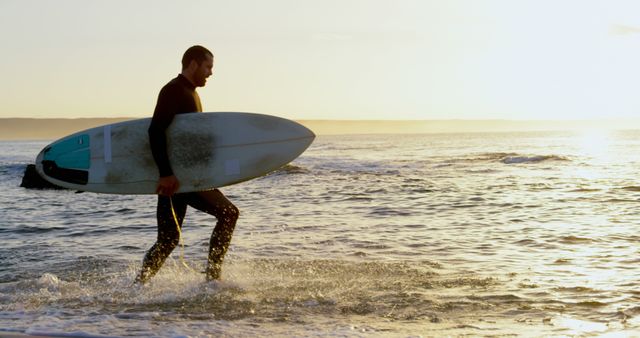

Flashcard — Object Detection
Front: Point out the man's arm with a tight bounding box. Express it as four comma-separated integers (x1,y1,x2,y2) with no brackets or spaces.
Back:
149,85,180,195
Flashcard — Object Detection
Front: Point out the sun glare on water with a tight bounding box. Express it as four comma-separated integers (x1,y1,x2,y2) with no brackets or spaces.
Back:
569,129,615,180
579,128,612,153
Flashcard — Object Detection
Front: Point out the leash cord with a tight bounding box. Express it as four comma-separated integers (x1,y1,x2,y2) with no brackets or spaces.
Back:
169,197,198,273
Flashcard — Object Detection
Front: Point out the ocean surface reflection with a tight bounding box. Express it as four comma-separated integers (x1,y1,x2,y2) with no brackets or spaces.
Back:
1,131,640,336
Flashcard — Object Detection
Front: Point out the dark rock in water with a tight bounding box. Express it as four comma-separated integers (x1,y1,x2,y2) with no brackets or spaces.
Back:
20,164,66,190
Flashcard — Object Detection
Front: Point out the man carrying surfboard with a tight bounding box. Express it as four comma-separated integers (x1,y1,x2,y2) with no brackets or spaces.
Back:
136,45,239,284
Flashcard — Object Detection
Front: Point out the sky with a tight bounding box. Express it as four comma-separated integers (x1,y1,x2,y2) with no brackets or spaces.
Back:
1,0,640,121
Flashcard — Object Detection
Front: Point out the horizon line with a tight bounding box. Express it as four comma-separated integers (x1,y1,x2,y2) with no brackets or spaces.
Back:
2,117,640,122
2,117,640,140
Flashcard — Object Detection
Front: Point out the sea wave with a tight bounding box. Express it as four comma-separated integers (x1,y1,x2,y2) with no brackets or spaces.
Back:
268,164,310,176
442,153,570,165
559,236,595,244
0,163,28,178
501,155,569,164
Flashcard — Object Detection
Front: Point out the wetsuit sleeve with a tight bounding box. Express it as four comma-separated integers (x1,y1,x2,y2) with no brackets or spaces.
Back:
148,85,178,177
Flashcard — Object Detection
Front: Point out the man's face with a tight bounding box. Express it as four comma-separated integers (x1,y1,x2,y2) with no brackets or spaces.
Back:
193,55,214,87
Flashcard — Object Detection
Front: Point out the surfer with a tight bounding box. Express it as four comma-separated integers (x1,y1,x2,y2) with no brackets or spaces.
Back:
135,45,239,284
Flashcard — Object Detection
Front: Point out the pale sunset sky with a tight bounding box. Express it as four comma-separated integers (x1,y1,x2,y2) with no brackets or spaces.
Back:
1,0,640,121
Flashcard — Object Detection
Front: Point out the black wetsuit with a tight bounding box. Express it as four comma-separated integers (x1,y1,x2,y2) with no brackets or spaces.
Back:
148,74,202,176
138,74,239,283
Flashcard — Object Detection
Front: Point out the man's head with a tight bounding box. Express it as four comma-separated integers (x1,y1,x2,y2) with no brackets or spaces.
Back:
181,45,214,87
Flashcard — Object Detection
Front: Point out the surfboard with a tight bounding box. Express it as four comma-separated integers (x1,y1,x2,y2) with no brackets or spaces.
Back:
35,112,315,194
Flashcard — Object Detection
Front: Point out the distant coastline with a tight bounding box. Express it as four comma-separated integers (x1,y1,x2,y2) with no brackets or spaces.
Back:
1,117,640,140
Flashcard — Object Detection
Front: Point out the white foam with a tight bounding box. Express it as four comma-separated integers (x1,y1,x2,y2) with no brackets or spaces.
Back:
37,273,60,289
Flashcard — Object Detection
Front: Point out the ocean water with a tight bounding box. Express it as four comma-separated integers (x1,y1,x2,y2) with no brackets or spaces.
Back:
1,130,640,337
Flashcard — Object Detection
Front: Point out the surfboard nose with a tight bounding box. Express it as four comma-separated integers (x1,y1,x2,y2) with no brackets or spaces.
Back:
294,120,315,139
289,120,315,152
300,122,316,138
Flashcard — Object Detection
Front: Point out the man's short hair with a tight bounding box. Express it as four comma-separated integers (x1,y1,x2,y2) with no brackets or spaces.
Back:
182,45,213,70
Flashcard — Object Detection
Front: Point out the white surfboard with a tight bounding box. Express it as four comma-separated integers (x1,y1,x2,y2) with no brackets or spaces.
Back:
35,112,315,194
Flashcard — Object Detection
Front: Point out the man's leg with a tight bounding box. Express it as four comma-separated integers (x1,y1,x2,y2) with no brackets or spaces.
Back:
136,195,188,284
184,189,239,281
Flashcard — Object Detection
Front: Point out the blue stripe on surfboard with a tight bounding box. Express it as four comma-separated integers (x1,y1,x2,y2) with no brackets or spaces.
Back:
43,134,91,169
